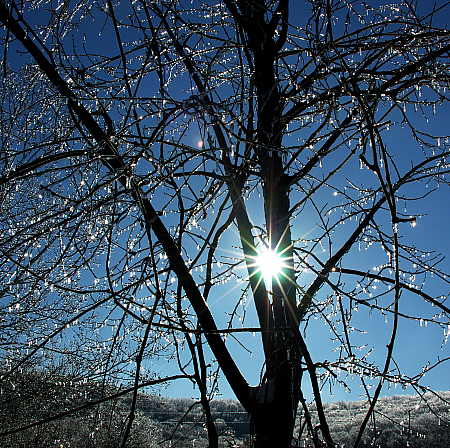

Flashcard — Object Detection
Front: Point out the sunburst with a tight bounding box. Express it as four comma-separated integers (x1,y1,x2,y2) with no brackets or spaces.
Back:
253,246,288,289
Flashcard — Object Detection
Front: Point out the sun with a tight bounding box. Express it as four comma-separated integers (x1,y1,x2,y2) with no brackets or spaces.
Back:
254,247,285,288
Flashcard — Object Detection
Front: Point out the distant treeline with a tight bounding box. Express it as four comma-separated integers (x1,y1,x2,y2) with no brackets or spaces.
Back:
1,370,449,447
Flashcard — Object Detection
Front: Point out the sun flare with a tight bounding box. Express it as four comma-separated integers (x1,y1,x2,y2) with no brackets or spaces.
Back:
255,247,285,287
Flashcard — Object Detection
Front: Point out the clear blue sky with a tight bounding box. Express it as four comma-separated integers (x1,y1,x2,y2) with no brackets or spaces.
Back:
3,0,449,406
155,0,450,403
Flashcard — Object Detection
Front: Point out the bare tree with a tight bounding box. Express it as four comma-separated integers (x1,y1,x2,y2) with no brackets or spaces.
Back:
1,0,449,446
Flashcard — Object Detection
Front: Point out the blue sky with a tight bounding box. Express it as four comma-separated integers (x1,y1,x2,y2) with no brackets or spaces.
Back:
2,0,449,407
156,1,450,403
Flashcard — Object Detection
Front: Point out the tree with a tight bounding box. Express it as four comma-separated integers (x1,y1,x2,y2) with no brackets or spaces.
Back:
0,368,165,447
0,0,449,446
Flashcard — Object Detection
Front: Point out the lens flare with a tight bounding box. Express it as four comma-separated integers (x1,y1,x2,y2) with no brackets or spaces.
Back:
255,247,285,287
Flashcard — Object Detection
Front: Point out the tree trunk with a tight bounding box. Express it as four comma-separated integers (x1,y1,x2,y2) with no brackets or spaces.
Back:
250,357,301,447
